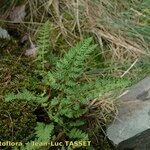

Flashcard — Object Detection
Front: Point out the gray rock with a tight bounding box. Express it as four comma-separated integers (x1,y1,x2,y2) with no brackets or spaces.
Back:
106,76,150,149
119,76,150,101
117,129,150,150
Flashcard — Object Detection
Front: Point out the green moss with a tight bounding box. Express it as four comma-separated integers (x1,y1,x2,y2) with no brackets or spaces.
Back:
0,39,39,147
0,100,36,143
0,39,44,97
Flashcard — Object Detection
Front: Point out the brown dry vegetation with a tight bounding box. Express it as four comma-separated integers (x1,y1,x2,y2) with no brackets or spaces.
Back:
1,0,149,60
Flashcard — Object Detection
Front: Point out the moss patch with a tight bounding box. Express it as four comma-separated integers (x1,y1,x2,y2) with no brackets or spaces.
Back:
0,100,36,143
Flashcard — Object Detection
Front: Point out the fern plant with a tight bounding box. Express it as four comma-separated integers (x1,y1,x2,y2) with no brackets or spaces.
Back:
5,22,123,150
36,21,51,71
35,21,57,74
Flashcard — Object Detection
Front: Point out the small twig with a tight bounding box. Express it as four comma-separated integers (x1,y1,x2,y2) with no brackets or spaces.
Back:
117,90,129,99
28,35,35,48
5,111,14,141
120,59,138,78
130,8,145,17
76,0,83,39
0,19,43,25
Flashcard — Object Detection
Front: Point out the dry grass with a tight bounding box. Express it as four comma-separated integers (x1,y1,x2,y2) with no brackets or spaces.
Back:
1,0,149,62
88,96,118,125
37,0,149,61
85,94,118,149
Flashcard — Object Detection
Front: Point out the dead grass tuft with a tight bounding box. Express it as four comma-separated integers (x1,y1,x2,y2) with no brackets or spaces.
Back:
87,93,118,126
1,0,149,61
41,0,150,61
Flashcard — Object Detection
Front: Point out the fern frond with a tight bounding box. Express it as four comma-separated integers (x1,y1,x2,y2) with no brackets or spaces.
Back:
57,98,86,118
72,109,87,118
43,71,58,88
59,107,74,118
36,21,52,70
35,122,54,142
5,89,48,104
67,128,88,140
48,111,63,124
69,120,86,127
98,77,131,93
56,37,96,81
46,38,97,90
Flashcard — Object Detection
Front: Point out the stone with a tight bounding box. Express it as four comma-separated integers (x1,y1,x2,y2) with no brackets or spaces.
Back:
117,129,150,150
106,76,150,150
120,76,150,102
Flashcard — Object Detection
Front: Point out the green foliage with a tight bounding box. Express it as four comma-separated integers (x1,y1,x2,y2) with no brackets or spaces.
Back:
97,77,132,93
4,22,131,150
44,37,97,90
36,21,51,71
35,122,54,142
5,89,48,104
69,120,86,127
36,20,57,74
67,128,88,140
16,122,54,150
